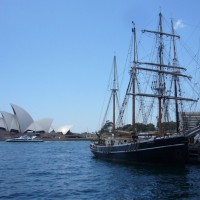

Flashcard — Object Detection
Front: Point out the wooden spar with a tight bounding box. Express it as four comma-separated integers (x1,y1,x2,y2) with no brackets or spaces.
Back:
134,67,191,78
142,29,180,38
128,92,197,102
136,61,186,70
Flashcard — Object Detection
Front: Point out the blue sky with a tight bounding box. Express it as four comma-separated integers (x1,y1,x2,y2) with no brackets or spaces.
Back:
0,0,200,133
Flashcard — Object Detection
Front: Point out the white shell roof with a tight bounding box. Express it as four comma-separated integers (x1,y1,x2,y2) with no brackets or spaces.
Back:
0,117,7,130
25,118,53,133
56,125,73,135
11,104,34,133
1,103,71,134
1,111,20,132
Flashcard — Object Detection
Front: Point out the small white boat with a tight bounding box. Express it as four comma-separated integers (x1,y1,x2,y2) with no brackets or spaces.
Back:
5,135,44,142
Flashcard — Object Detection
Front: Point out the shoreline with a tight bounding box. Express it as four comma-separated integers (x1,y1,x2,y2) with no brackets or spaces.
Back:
0,129,92,142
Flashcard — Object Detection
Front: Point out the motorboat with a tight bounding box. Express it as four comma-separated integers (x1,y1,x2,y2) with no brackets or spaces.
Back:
6,135,44,142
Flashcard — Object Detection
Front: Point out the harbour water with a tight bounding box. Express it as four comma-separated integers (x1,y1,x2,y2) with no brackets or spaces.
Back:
0,141,200,200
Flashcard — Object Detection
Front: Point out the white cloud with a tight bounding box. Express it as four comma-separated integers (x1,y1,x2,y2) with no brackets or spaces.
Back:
174,19,186,30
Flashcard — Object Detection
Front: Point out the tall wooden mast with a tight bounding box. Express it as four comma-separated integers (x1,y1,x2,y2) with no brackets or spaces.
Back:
101,55,119,133
132,23,136,134
158,12,164,136
112,55,117,132
171,19,180,133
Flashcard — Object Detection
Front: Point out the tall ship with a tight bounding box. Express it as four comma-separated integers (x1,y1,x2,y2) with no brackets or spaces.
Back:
90,12,200,164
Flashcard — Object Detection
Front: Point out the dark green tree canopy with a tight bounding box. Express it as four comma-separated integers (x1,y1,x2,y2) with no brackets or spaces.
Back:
100,120,113,133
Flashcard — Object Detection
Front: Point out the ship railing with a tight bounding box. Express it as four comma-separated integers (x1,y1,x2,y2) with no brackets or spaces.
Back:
185,125,200,138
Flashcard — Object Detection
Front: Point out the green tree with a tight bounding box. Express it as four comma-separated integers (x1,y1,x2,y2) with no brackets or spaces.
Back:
100,120,113,133
122,124,132,131
146,123,155,131
157,121,176,132
121,123,155,132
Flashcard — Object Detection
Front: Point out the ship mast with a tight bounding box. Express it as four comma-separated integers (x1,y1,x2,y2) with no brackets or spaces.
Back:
101,55,119,133
144,12,165,136
142,12,185,136
112,55,117,132
132,23,136,134
158,12,164,136
171,19,179,133
118,13,197,134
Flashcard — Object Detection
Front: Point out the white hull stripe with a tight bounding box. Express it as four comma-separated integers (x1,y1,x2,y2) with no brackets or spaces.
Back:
93,143,185,154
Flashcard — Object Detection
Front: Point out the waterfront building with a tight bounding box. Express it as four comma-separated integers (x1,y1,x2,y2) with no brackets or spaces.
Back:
0,104,72,134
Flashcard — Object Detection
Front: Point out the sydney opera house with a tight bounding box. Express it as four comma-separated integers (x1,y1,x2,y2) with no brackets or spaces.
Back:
0,104,72,135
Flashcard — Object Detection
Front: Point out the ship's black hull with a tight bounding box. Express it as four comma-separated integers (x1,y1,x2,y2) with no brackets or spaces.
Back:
90,136,188,165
